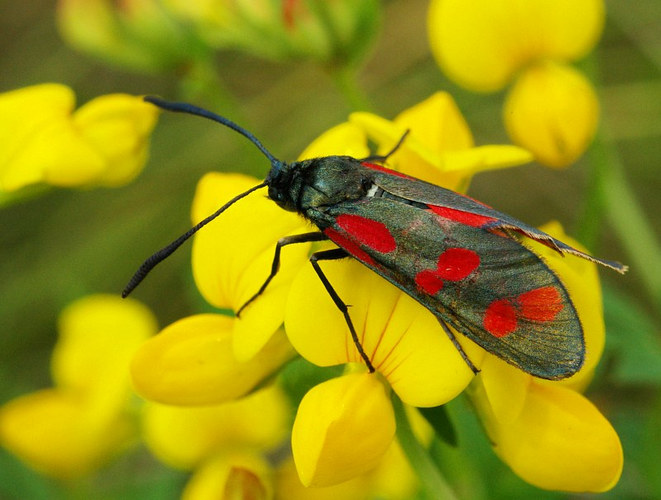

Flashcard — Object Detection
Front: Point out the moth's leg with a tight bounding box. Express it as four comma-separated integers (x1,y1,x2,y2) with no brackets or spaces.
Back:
310,248,375,373
438,318,480,375
237,232,328,317
360,130,410,163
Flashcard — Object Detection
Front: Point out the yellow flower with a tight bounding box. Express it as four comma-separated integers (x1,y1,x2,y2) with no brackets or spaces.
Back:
428,0,605,167
349,92,532,191
0,295,157,479
141,385,289,499
468,223,622,492
0,84,158,193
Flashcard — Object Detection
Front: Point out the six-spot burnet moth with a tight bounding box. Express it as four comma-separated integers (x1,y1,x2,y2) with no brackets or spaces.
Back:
123,96,627,380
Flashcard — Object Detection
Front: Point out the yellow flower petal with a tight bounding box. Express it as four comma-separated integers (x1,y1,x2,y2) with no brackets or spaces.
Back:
504,62,599,168
182,452,272,500
72,93,158,185
131,314,294,405
292,373,395,487
191,172,310,360
428,0,605,91
521,222,605,389
394,92,474,151
52,295,156,411
0,389,134,480
298,122,370,160
142,386,289,469
490,382,622,492
286,258,480,407
0,83,96,190
0,84,157,191
478,355,531,424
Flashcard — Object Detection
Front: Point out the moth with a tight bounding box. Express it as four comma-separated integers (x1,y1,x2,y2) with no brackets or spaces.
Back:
124,97,627,380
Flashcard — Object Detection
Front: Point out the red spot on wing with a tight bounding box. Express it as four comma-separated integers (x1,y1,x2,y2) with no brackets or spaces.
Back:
414,247,479,295
483,286,564,338
361,162,414,179
324,228,375,266
484,299,518,338
336,214,396,253
517,286,563,322
415,270,444,295
428,205,497,228
436,248,480,281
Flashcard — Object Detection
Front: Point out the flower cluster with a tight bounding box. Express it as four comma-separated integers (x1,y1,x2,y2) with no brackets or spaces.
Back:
429,0,604,168
1,1,626,497
129,93,622,494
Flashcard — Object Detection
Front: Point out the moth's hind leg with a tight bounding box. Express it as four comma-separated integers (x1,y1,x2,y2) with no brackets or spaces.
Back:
309,248,375,373
438,319,480,375
237,231,327,317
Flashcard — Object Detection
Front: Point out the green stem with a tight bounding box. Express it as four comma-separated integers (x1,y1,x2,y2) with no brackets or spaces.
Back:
331,65,372,112
598,135,661,308
392,395,458,500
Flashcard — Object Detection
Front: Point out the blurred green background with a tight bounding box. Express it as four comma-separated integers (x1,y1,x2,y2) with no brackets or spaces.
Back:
0,0,660,498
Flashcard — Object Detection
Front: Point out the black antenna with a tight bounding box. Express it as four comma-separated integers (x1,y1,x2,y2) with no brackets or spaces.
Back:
144,96,280,164
123,182,267,297
123,96,281,297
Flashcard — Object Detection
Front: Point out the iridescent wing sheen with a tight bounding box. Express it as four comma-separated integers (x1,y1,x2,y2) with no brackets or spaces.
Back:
317,183,586,379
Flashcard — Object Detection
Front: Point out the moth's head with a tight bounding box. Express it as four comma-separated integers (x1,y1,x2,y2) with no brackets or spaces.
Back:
266,156,371,213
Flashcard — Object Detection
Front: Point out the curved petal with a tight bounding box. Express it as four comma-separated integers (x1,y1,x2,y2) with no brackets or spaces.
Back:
0,83,101,191
298,121,370,160
489,382,622,492
0,389,134,480
72,93,158,185
131,314,294,405
291,373,395,487
478,355,531,425
504,62,599,168
191,172,310,359
286,258,479,407
428,0,605,92
142,385,290,470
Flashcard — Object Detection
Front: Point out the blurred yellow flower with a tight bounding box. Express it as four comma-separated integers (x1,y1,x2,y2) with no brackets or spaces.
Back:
428,0,605,167
164,0,381,67
0,295,157,479
0,84,158,193
57,0,200,73
142,385,289,499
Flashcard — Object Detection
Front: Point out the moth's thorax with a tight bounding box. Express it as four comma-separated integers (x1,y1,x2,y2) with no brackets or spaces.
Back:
267,156,372,214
